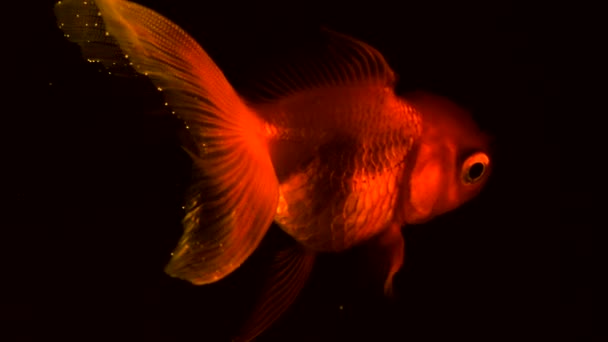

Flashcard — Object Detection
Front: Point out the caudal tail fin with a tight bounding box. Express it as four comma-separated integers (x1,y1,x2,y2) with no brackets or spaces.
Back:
55,0,279,284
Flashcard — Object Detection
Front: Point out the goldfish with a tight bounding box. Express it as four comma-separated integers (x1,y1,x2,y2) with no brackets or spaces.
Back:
55,0,492,340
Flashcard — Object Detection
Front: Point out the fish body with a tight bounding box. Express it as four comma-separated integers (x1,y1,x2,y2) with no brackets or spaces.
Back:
55,0,492,340
259,84,420,252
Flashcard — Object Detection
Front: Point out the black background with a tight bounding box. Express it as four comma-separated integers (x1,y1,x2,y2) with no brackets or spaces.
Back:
7,0,591,341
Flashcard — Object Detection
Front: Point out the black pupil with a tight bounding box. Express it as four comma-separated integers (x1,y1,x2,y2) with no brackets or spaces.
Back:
468,162,484,180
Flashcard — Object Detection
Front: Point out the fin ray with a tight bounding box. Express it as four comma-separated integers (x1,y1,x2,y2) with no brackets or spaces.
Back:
234,245,315,342
378,224,405,297
55,0,279,284
359,223,405,297
247,28,396,101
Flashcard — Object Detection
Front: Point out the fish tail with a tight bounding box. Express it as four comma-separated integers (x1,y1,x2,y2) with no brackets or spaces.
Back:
55,0,279,284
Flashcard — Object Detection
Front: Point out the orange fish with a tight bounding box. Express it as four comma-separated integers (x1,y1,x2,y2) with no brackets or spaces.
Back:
55,0,492,340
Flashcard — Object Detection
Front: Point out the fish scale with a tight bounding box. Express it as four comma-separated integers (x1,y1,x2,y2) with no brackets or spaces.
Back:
263,85,419,252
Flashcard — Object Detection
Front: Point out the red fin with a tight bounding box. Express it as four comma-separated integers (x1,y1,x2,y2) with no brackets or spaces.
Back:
233,245,315,342
250,28,396,101
362,223,405,297
56,0,279,284
381,224,405,297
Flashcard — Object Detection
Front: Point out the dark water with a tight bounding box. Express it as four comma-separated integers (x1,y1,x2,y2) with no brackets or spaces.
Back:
7,0,590,341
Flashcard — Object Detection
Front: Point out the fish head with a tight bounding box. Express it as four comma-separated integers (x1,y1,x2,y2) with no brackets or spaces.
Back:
402,91,492,224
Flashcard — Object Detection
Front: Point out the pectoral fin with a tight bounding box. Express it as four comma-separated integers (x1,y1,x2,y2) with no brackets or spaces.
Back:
363,223,405,298
381,224,405,297
233,245,315,342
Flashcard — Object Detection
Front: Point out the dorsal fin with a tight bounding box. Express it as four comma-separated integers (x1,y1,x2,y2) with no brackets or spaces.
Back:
247,28,397,102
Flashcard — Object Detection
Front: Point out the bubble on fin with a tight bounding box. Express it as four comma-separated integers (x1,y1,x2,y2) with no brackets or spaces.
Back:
54,0,140,77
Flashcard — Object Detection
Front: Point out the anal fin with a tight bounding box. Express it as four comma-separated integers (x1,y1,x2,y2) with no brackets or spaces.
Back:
233,245,316,342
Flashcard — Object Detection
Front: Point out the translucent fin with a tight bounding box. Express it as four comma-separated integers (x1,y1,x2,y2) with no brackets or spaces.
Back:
233,245,315,342
54,0,135,76
55,0,279,284
250,28,396,101
363,223,405,297
380,224,405,297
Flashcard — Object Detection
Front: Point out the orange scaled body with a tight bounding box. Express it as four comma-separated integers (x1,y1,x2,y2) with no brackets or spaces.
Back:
55,0,492,340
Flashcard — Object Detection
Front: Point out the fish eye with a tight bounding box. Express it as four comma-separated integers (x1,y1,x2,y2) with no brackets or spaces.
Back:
461,152,490,185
